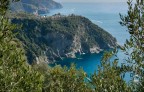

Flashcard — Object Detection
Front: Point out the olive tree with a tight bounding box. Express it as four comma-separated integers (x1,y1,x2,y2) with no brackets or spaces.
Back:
119,0,144,91
90,0,144,91
0,0,43,91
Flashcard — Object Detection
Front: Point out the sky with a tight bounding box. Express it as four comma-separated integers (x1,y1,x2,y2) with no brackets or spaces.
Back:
55,0,127,3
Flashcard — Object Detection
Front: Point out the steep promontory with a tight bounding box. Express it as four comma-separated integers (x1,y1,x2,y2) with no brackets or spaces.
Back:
10,0,62,14
12,14,117,63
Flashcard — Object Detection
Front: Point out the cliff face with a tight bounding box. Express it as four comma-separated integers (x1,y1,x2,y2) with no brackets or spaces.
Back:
10,0,62,14
12,14,117,63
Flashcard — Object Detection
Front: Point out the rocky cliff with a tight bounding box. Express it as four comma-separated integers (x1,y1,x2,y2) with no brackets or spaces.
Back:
12,14,117,64
10,0,62,14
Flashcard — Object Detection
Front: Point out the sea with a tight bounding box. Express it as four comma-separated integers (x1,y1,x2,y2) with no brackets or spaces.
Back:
47,2,131,80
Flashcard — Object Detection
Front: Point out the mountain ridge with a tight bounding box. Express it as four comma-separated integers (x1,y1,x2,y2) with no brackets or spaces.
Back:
10,0,62,14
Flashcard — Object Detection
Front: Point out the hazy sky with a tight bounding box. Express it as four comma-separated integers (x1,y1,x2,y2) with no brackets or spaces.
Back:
55,0,127,3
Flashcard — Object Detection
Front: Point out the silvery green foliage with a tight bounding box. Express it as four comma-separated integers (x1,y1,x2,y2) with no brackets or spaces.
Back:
120,0,144,91
0,0,43,91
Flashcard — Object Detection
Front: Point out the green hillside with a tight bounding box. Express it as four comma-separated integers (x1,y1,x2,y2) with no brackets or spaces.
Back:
12,13,117,63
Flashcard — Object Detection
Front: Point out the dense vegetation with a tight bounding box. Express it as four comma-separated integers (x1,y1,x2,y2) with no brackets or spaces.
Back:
11,14,117,63
0,0,144,91
0,0,43,91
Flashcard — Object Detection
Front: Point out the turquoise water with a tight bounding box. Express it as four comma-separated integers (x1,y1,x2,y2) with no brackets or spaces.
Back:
49,2,130,78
